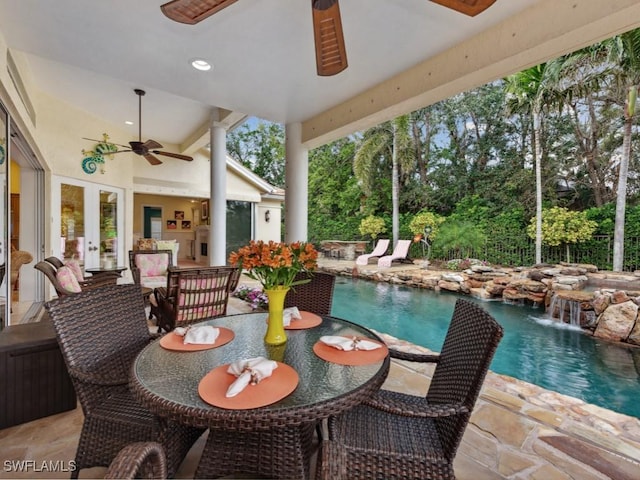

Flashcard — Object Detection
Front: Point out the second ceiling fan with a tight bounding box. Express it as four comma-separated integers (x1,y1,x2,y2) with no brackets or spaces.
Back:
160,0,497,76
107,89,193,165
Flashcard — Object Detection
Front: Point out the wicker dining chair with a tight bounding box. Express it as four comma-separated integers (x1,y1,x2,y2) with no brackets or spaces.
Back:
45,283,203,478
34,260,117,296
317,299,504,480
153,265,240,332
104,442,167,479
284,271,336,315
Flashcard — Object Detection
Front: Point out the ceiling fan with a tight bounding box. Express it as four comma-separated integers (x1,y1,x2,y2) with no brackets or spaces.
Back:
85,89,193,166
160,0,497,76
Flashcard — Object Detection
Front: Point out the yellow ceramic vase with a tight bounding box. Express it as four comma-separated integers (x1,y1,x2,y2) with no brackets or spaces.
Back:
264,286,290,345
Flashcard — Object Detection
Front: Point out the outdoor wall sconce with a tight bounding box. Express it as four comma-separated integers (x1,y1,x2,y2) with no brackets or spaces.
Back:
265,210,271,223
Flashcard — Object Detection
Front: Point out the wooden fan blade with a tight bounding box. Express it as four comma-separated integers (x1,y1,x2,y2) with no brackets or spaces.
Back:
312,0,348,76
152,150,194,161
429,0,496,17
143,139,163,150
143,154,163,166
161,0,238,25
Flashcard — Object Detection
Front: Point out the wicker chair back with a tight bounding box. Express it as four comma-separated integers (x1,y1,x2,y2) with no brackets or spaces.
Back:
319,298,504,480
154,266,240,331
45,284,202,478
427,298,505,456
283,271,336,316
44,256,65,268
35,260,117,296
128,249,173,286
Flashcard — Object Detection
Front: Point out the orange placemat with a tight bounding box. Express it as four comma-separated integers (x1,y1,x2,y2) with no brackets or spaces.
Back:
286,310,322,330
313,337,389,366
159,327,234,352
264,310,322,330
198,362,299,409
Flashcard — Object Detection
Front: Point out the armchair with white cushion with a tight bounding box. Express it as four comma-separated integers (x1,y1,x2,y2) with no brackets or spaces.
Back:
128,249,174,290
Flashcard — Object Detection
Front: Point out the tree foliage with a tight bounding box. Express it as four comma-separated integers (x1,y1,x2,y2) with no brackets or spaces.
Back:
432,220,487,259
527,206,598,262
227,121,285,187
358,215,387,239
227,29,640,270
408,211,445,239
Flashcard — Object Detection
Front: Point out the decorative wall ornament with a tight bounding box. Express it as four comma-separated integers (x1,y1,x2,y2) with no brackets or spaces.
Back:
81,133,118,174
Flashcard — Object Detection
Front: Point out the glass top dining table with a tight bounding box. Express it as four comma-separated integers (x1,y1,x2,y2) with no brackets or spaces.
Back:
130,311,390,479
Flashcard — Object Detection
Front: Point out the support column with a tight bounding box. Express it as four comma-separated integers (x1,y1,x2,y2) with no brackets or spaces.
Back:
284,123,308,242
209,109,227,265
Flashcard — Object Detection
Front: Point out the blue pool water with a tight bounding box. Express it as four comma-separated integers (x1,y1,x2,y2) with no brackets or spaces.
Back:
331,277,640,418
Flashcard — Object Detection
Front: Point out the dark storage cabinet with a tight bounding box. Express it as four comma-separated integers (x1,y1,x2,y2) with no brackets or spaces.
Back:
0,321,76,429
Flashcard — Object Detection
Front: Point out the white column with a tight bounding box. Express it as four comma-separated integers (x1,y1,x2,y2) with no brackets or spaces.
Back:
284,122,308,242
210,109,227,265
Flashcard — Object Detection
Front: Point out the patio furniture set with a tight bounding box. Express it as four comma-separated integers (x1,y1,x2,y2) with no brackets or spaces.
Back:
33,246,503,479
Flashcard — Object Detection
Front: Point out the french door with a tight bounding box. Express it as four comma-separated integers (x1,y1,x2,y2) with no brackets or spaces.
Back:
52,177,124,269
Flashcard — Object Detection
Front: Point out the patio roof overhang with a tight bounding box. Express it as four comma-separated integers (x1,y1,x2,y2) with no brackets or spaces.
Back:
301,0,640,149
1,0,639,153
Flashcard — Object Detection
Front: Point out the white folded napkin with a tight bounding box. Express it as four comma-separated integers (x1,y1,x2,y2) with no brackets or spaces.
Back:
174,325,220,345
226,356,278,398
319,335,382,351
283,307,302,327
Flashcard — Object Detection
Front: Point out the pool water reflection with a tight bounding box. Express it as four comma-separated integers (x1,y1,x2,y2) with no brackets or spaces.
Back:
331,278,640,418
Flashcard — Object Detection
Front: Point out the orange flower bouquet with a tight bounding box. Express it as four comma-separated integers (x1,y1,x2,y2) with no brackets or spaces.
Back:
228,240,318,290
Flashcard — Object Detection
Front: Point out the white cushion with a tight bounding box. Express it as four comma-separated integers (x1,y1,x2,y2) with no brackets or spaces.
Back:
156,240,179,266
141,276,168,289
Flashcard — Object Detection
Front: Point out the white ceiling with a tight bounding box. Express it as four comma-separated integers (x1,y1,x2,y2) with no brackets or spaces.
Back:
0,0,589,148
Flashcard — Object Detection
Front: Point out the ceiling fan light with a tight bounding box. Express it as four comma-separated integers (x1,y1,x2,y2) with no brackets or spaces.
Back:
191,58,212,71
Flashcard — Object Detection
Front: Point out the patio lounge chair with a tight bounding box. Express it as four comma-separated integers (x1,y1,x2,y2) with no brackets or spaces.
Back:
45,284,203,478
377,239,412,268
356,239,390,265
317,299,504,480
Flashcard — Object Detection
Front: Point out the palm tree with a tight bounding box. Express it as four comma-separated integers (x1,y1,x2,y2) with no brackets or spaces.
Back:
600,30,640,271
353,115,412,245
504,63,561,265
544,29,640,271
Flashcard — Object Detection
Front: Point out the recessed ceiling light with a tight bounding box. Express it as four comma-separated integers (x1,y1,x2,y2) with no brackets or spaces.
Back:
125,120,134,125
190,58,212,71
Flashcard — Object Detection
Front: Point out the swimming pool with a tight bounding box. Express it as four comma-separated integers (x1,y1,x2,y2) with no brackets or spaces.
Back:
331,277,640,418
